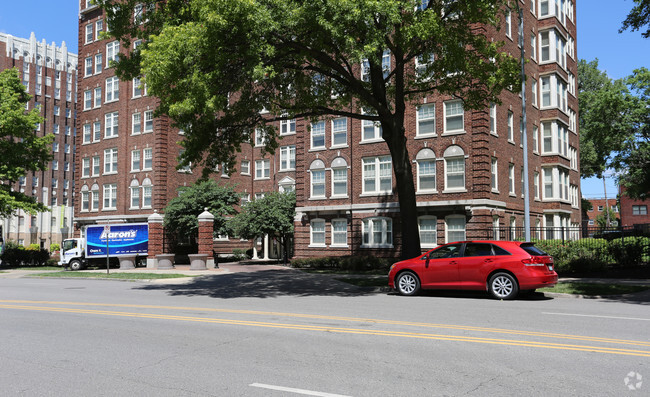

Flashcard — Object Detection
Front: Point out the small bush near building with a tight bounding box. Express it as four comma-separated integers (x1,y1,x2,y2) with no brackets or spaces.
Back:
1,241,50,267
291,256,394,273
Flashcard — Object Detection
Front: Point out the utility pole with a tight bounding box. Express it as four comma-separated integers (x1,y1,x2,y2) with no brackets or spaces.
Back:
519,6,531,242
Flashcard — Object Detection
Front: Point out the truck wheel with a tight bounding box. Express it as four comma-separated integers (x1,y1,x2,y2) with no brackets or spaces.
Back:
69,260,83,271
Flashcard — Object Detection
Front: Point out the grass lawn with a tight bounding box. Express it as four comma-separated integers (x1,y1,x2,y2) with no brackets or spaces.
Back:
28,272,193,280
539,282,649,296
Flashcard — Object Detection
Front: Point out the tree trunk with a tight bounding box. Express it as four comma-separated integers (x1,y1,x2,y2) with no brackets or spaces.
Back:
384,118,422,260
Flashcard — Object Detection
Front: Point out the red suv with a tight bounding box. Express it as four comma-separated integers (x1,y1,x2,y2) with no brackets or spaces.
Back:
388,241,558,299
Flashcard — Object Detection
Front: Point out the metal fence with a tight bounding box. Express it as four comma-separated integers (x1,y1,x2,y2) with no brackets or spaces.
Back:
482,224,650,247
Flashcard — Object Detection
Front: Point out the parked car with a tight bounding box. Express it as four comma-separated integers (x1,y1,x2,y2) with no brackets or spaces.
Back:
388,240,558,299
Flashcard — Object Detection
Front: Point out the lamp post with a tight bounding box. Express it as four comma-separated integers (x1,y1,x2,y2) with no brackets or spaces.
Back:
518,6,531,242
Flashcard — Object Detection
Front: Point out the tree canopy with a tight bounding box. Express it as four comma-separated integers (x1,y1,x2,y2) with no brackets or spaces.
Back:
99,0,520,258
163,180,239,242
229,191,295,241
0,68,53,217
621,0,650,38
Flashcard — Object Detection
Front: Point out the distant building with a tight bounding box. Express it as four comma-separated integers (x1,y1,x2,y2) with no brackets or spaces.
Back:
583,198,619,227
619,186,650,227
0,32,77,249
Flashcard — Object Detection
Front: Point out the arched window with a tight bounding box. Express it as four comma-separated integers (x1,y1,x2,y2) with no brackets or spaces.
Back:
416,148,436,192
90,183,100,211
80,185,90,212
331,157,348,197
130,179,140,209
443,145,465,191
142,178,152,208
310,159,326,198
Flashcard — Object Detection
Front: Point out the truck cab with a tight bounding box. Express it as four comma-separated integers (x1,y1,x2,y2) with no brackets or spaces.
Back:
59,238,85,270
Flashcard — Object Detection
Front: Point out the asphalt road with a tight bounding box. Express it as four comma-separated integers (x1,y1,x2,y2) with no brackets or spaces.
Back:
0,268,648,396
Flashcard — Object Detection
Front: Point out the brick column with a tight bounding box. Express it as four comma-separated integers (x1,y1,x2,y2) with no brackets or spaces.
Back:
147,211,164,268
198,208,215,269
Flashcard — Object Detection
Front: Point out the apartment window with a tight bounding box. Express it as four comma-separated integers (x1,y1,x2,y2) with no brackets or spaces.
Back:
543,168,553,199
84,90,92,110
416,104,436,137
362,110,382,141
103,184,117,210
280,116,296,135
81,189,90,212
381,50,391,79
509,163,515,195
362,217,393,247
106,41,119,66
255,159,270,179
415,53,434,80
534,171,540,199
309,159,326,198
540,31,550,62
144,110,154,132
532,125,539,153
52,160,58,171
142,179,152,208
82,158,90,177
53,142,59,152
311,120,326,149
95,54,102,74
360,58,370,82
279,145,296,171
131,150,141,172
416,149,436,192
489,103,497,135
419,216,438,248
105,112,118,138
443,100,464,134
83,124,92,144
132,113,141,134
95,20,103,40
130,180,140,209
92,156,100,176
94,87,102,107
541,76,551,107
85,57,93,77
632,205,648,215
93,122,101,142
254,128,265,147
446,216,466,243
331,219,348,246
331,160,348,197
105,76,119,102
491,158,498,192
241,160,250,175
85,24,93,44
362,156,392,194
444,146,465,191
91,185,100,211
542,122,552,153
531,33,537,61
133,77,142,98
507,111,514,142
104,148,118,174
331,118,347,147
143,148,153,170
531,80,538,107
505,9,512,39
310,219,326,246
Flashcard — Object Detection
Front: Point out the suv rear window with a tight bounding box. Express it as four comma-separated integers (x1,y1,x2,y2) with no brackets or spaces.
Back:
520,243,548,256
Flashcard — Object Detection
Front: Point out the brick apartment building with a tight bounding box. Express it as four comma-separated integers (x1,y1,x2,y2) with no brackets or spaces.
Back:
77,1,581,260
1,32,77,249
619,186,650,227
583,198,619,227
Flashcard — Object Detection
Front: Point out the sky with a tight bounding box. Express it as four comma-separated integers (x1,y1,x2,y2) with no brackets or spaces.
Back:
1,0,648,199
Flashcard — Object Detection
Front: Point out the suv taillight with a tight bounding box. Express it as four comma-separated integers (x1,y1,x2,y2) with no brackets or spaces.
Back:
522,256,547,266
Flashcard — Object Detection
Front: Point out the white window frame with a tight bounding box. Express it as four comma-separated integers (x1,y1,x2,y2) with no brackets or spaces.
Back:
82,158,90,178
416,158,436,193
443,100,464,134
105,111,118,138
104,148,118,174
310,120,326,150
143,148,153,170
331,166,348,197
240,160,250,175
144,110,154,132
491,157,498,192
106,41,119,66
310,169,326,198
416,103,436,137
103,184,117,210
310,219,326,247
444,156,465,191
279,145,296,171
132,112,141,135
418,216,438,248
362,156,392,194
331,118,347,147
105,76,119,102
361,217,393,248
445,215,466,243
331,219,348,247
131,150,141,172
255,159,270,179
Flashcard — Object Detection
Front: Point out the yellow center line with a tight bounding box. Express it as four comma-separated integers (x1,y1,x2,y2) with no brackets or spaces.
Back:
1,299,648,348
1,303,649,358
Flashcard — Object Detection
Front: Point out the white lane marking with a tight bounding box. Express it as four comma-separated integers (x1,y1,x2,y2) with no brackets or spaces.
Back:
543,312,650,321
249,383,352,397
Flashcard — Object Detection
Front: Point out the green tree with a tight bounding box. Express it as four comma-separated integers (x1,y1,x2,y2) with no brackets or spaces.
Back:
99,0,520,259
621,0,650,38
577,59,637,180
229,192,295,263
163,180,239,244
595,207,619,229
0,68,53,217
616,67,650,199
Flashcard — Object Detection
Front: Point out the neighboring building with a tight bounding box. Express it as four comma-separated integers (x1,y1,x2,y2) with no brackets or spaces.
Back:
583,198,619,227
619,186,650,227
0,32,77,249
77,1,581,259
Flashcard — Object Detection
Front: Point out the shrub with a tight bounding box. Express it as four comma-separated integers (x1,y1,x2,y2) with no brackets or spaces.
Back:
26,243,40,251
50,243,60,252
232,248,248,261
607,237,646,267
1,241,50,267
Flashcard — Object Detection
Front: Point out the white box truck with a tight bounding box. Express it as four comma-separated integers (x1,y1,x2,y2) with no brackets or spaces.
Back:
59,223,149,270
